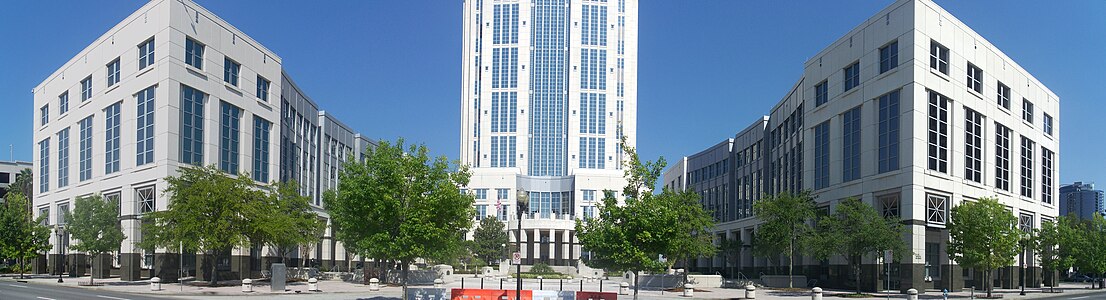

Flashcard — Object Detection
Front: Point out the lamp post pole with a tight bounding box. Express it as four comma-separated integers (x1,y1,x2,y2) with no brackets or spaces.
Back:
516,190,529,300
55,224,64,283
1020,238,1027,296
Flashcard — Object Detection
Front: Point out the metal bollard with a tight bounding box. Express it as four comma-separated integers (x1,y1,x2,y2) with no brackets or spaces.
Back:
907,288,918,300
560,279,563,291
462,277,465,289
600,279,604,292
811,287,822,300
538,276,544,290
580,279,585,291
500,278,504,290
308,278,319,292
242,278,254,293
150,277,161,291
481,277,485,289
434,279,444,288
745,285,756,299
369,278,380,291
619,282,629,295
683,284,694,297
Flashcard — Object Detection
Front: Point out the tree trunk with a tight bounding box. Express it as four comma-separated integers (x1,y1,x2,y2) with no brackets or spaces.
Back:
854,260,861,295
788,239,794,288
209,252,218,286
401,260,410,299
90,254,95,286
19,257,25,280
986,268,992,298
633,270,639,300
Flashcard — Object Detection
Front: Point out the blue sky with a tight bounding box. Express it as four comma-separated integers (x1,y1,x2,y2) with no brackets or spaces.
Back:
1,1,1103,184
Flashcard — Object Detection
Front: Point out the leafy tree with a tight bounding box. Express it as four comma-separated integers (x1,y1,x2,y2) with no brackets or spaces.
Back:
654,187,716,285
324,138,475,296
139,165,263,285
808,198,909,294
1070,213,1106,289
947,197,1020,298
1033,217,1075,292
470,217,508,266
247,181,325,266
751,191,816,288
12,168,33,203
64,194,126,285
0,192,51,280
718,238,744,281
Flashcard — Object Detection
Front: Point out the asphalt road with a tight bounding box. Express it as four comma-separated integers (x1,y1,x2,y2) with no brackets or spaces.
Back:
0,281,171,300
1036,290,1106,300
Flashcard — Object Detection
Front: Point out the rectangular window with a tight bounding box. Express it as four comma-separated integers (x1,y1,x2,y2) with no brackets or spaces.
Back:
499,204,510,221
224,57,240,86
180,85,205,165
57,128,69,188
583,190,596,201
843,61,860,92
926,194,948,225
107,58,121,87
1020,136,1035,198
59,92,69,115
1042,148,1054,204
252,117,272,183
138,37,155,69
814,121,830,189
997,82,1011,109
57,203,69,224
927,91,949,173
842,106,862,182
256,75,270,101
475,189,488,200
40,105,49,126
930,41,949,75
879,40,898,73
964,108,984,183
966,62,982,93
1023,99,1034,124
995,123,1012,191
39,207,49,225
39,138,50,193
219,101,242,174
878,90,900,173
104,101,121,174
137,185,156,214
815,80,828,107
185,38,204,69
476,205,487,220
879,193,901,219
1043,113,1053,136
81,76,93,101
79,116,94,181
136,86,155,166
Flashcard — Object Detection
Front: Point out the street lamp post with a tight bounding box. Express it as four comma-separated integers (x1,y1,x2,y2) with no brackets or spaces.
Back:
54,224,64,283
516,190,529,300
1020,238,1027,296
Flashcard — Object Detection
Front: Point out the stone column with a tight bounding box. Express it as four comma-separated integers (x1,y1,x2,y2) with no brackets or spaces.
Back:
120,253,142,281
562,229,571,266
91,253,112,279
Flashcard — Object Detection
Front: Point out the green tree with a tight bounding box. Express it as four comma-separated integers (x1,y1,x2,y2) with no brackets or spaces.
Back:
64,194,126,285
1070,213,1106,289
1033,217,1075,292
751,191,816,288
808,198,909,294
655,187,717,285
11,168,33,203
0,192,51,279
470,217,508,266
247,181,325,266
324,138,475,296
718,238,744,282
947,197,1020,298
139,165,263,285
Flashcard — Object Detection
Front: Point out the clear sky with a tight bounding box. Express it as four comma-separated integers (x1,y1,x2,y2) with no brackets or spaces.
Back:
1,1,1103,184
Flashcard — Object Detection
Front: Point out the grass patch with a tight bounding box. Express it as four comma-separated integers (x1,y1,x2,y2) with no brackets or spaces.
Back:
834,293,874,298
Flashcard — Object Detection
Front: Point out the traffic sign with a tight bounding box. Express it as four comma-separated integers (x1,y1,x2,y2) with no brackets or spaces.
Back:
512,252,522,265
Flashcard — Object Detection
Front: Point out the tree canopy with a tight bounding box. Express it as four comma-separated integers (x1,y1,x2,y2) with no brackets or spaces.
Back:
0,192,50,279
808,197,908,294
751,191,816,288
248,181,325,265
65,194,126,285
470,217,508,266
947,197,1020,298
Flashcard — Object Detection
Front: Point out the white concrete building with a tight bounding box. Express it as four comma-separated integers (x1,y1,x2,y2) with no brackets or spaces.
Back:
32,0,371,281
459,0,638,270
663,0,1058,292
0,160,33,200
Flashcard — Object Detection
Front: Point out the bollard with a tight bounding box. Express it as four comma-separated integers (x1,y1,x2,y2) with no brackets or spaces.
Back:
907,288,918,300
434,279,444,288
560,279,563,291
462,277,465,289
538,276,544,290
811,287,822,300
745,285,756,299
600,279,604,292
308,278,319,292
242,278,254,293
481,277,485,289
150,277,161,291
683,284,695,298
581,279,585,291
500,278,504,290
620,282,629,295
369,278,380,291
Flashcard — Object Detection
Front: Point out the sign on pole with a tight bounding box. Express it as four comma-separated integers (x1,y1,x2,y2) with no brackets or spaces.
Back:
512,252,522,265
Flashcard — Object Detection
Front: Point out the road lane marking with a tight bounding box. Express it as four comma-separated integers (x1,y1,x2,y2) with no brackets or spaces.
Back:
7,284,30,288
1072,296,1091,299
36,297,57,300
96,296,131,300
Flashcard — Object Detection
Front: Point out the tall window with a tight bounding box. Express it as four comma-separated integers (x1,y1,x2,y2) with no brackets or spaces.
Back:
58,203,69,224
256,75,270,101
138,37,155,69
185,38,204,69
136,86,155,166
926,194,948,225
57,128,69,188
499,204,510,221
927,91,949,173
966,62,983,93
1042,148,1054,205
1020,136,1035,199
219,102,242,174
995,123,1012,191
39,138,49,193
107,58,121,87
59,92,69,115
224,57,240,86
878,90,900,173
814,80,828,106
137,186,156,214
476,205,487,220
1022,99,1034,124
814,121,830,189
879,40,898,73
843,62,860,92
997,81,1011,109
1043,113,1053,136
252,117,272,183
79,116,94,181
964,108,984,183
40,105,49,126
104,101,121,174
842,106,861,182
81,76,93,101
180,85,205,165
930,41,949,75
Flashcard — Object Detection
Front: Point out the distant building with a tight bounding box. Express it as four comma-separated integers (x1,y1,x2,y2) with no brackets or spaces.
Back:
0,160,33,200
1060,182,1105,220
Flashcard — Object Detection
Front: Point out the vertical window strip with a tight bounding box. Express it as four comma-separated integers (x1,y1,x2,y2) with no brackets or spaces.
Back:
139,38,155,69
964,108,983,183
995,123,1011,191
1042,148,1054,204
57,128,69,188
79,116,93,181
253,117,271,182
39,139,50,193
104,102,121,174
927,91,949,173
842,106,861,182
814,121,830,189
1020,136,1035,198
180,85,205,165
136,87,156,166
877,90,900,173
220,102,242,174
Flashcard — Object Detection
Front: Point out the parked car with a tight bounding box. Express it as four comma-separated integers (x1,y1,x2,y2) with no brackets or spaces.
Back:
1066,275,1093,282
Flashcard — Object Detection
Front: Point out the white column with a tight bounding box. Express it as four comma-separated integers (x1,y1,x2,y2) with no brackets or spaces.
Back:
562,229,571,263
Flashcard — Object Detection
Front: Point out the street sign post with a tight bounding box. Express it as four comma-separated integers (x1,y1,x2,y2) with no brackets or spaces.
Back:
512,252,521,265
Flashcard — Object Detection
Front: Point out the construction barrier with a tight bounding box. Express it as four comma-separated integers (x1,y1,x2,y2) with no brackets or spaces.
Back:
574,291,617,300
531,290,576,300
407,287,451,300
452,288,534,300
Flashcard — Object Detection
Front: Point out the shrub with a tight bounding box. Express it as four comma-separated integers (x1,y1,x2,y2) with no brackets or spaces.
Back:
530,263,555,274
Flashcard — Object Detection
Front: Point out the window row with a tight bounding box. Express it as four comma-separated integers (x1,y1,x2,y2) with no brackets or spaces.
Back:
813,39,899,108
